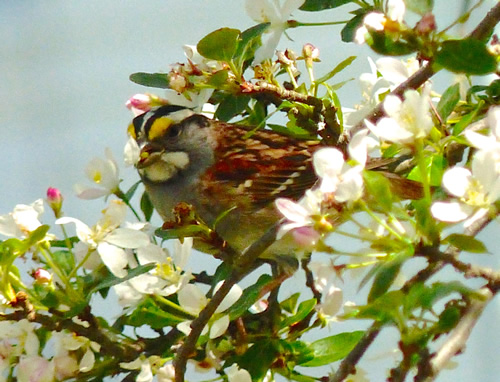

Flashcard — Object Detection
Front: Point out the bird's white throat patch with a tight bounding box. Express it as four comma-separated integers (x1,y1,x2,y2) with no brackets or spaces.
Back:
139,151,190,183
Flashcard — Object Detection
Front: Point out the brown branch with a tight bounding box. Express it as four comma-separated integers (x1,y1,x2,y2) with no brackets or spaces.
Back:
417,288,493,382
468,1,500,40
173,223,280,382
329,323,382,382
349,1,500,138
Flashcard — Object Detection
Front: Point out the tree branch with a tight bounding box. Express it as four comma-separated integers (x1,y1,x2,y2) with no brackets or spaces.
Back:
329,323,382,382
174,223,280,382
417,288,493,382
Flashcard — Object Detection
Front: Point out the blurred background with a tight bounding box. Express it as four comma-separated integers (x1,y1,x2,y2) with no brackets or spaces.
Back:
1,1,499,380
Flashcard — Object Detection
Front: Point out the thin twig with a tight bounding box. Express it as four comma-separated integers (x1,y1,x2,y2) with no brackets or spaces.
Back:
349,1,500,138
173,223,280,382
417,288,493,382
329,323,382,382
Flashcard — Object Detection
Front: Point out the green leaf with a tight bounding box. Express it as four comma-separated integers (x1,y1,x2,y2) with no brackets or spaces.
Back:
406,282,475,311
363,171,394,211
268,123,315,140
368,31,417,56
140,191,154,221
235,23,269,66
124,181,141,203
368,256,404,302
315,56,356,85
228,275,273,320
214,94,251,122
443,233,488,253
237,340,280,380
52,250,75,275
300,0,354,11
435,39,496,75
301,331,364,366
407,154,446,187
89,263,155,295
127,297,186,329
27,225,50,246
453,102,483,135
354,290,405,323
207,69,229,87
435,303,462,333
197,27,240,62
405,0,434,15
129,72,169,89
281,293,300,314
341,12,366,43
437,83,460,121
281,298,317,328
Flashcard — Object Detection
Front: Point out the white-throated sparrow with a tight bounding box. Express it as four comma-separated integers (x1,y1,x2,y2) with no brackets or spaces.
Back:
128,105,420,258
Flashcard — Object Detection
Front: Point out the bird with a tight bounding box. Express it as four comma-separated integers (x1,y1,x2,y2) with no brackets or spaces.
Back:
128,104,421,259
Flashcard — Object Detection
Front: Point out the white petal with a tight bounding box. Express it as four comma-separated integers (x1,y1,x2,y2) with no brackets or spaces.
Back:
124,137,140,167
105,228,150,249
369,117,414,143
136,244,166,265
281,0,305,17
209,315,230,339
465,131,496,150
442,167,471,197
383,94,403,117
253,29,282,63
215,281,243,313
335,167,364,203
313,148,344,179
320,285,343,317
376,57,409,85
226,364,252,382
0,214,20,237
74,184,109,200
431,201,472,222
245,0,273,23
488,106,500,139
387,0,405,22
56,217,93,244
172,237,193,269
472,150,498,192
97,242,128,278
275,198,309,223
79,349,95,372
178,284,206,314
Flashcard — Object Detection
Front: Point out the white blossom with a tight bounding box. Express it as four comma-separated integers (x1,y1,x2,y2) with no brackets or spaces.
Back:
345,57,419,127
74,148,120,199
226,364,252,382
114,239,193,307
245,0,305,63
0,199,45,239
365,87,433,145
56,200,150,277
313,148,364,202
176,282,242,339
466,106,500,155
431,150,500,225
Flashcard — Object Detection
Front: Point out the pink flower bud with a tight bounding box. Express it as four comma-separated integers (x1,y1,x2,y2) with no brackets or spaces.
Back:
126,94,153,116
34,268,52,284
302,43,320,61
46,187,63,218
292,226,321,248
415,13,436,35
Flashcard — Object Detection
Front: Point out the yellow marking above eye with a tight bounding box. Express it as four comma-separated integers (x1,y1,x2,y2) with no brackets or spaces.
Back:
148,117,174,141
127,123,137,139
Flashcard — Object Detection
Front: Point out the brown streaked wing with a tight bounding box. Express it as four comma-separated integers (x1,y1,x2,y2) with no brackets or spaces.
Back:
208,123,321,207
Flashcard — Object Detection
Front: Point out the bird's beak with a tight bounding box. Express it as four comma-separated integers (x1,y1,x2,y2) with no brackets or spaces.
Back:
136,142,165,169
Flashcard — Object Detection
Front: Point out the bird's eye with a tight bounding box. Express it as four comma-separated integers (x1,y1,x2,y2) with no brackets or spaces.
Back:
166,124,182,138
